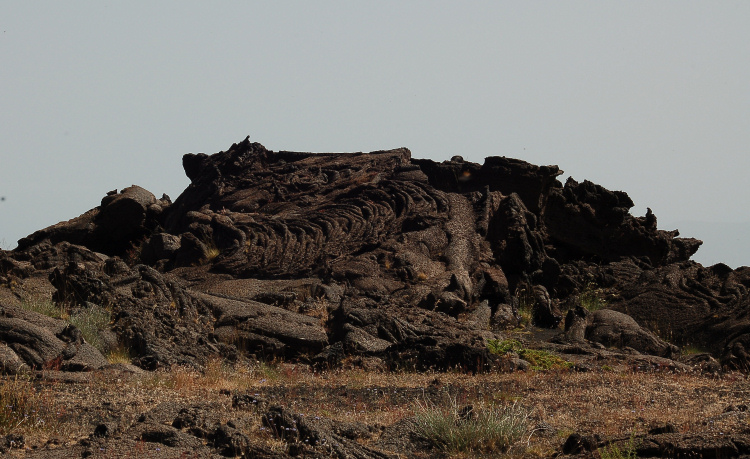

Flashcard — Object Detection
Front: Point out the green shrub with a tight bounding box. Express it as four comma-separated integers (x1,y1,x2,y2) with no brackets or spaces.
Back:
579,283,608,311
487,338,524,355
599,431,639,459
487,339,572,371
413,398,528,454
69,306,111,354
521,349,573,371
681,344,707,356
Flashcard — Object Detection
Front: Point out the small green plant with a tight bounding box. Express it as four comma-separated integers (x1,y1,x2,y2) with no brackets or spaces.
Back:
487,339,572,371
522,349,573,371
69,306,111,353
487,338,523,355
599,431,639,459
578,283,608,311
412,397,528,454
253,360,281,383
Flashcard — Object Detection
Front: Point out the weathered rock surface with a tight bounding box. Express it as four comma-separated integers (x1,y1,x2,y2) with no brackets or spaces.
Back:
2,136,749,375
556,306,679,358
562,430,750,458
0,304,108,372
263,405,395,458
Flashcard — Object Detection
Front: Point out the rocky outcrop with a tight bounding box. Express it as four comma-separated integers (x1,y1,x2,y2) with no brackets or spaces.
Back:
17,186,170,256
556,306,678,358
0,304,108,373
263,405,395,458
4,135,750,374
562,429,750,458
544,178,701,266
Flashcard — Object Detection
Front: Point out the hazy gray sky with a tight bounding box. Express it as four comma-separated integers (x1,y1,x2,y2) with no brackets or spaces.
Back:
2,2,749,267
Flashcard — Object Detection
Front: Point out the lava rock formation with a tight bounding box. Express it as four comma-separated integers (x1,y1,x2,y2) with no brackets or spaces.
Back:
2,136,749,374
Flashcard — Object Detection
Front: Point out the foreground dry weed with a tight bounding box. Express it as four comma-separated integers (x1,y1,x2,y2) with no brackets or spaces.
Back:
2,363,749,456
116,365,750,435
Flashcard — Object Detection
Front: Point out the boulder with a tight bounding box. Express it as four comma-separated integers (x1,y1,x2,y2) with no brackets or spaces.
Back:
343,324,392,354
531,285,562,328
0,312,108,373
262,405,395,458
97,185,156,244
0,342,27,374
140,232,181,265
586,309,678,358
196,291,329,356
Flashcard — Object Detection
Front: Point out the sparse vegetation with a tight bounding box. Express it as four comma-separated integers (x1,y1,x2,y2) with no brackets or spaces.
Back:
298,296,330,326
514,286,534,327
20,297,67,320
69,306,111,353
106,345,133,364
0,375,58,436
578,282,608,311
19,297,112,354
0,361,745,455
599,431,639,459
487,339,573,371
412,397,529,454
202,237,221,262
681,344,708,356
124,238,145,266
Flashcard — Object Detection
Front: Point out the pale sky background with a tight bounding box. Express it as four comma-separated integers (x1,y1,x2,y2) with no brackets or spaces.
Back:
1,2,748,268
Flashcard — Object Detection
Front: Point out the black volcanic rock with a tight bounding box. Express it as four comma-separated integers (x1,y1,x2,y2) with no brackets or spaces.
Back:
7,136,750,373
16,185,170,257
544,177,701,266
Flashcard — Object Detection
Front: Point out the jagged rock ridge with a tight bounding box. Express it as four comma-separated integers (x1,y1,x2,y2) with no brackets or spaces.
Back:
2,136,750,374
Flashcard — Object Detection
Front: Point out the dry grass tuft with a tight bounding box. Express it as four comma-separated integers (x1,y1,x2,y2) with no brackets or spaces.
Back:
19,297,67,320
106,345,133,364
299,297,330,326
0,375,68,439
413,396,528,454
201,237,221,263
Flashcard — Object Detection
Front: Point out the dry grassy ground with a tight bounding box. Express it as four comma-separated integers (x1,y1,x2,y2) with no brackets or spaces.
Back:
2,360,749,458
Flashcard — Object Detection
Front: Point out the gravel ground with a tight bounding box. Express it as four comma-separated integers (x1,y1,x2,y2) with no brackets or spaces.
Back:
2,360,750,458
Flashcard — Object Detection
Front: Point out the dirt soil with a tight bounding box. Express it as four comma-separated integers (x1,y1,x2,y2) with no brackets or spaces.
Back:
3,357,750,458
